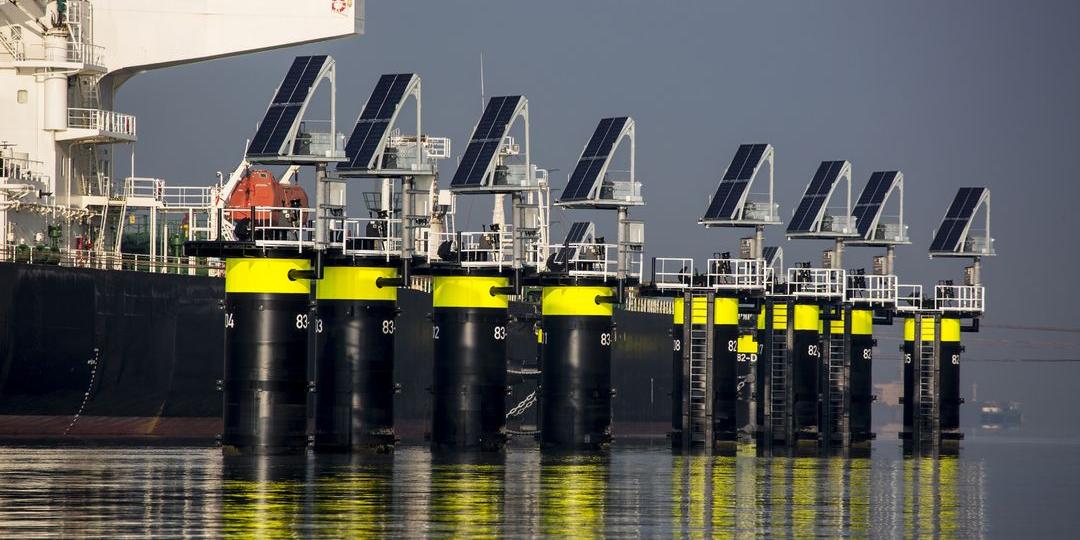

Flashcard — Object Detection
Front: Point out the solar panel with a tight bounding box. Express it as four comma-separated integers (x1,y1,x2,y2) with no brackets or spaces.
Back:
248,55,329,157
450,96,523,188
560,117,629,202
762,246,780,265
702,144,769,221
786,161,846,233
851,171,899,239
553,221,594,264
930,187,986,253
341,73,416,170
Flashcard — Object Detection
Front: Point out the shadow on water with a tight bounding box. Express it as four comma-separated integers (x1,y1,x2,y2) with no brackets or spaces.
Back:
0,443,994,537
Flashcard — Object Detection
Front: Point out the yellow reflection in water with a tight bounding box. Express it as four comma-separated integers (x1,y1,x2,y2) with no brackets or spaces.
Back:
901,456,966,538
849,458,871,537
429,462,504,537
541,455,607,538
671,455,738,538
312,469,392,538
221,476,303,539
791,457,817,539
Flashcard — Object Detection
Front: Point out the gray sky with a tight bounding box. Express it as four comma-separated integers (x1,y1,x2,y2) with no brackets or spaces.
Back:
118,1,1080,368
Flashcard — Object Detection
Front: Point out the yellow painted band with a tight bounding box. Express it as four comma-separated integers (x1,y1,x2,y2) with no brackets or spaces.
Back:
432,276,510,309
672,296,739,325
316,266,397,302
793,304,820,331
903,317,961,343
757,304,789,330
225,258,310,294
941,318,961,342
828,309,874,336
737,334,758,354
542,286,615,317
852,309,874,336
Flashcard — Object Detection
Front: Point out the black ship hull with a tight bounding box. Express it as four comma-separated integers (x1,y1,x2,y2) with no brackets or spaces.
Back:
0,262,673,444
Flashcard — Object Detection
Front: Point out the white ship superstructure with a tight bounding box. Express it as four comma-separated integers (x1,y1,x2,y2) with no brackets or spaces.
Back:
0,0,363,261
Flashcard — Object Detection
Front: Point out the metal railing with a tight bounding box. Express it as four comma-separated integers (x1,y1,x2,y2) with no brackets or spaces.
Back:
652,257,694,289
161,186,213,208
68,108,137,137
707,257,767,290
431,230,511,269
895,284,925,313
623,288,674,315
935,284,985,313
551,242,642,281
335,216,402,260
67,41,105,67
117,177,212,207
786,267,846,299
846,274,898,306
222,206,314,251
1,245,223,277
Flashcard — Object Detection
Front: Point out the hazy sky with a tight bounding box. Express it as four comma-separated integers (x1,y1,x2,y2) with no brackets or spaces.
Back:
117,1,1080,362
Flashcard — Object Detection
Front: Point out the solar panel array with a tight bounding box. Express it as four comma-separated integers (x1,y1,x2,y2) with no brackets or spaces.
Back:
247,55,329,157
702,144,769,221
787,160,846,233
553,221,593,264
450,96,523,188
929,187,986,253
851,171,900,239
341,73,415,170
559,117,629,202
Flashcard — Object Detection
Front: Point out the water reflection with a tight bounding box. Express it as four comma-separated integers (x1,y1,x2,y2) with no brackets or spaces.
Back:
0,444,989,537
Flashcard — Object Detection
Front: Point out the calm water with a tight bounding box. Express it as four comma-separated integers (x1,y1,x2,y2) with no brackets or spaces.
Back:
0,438,1076,538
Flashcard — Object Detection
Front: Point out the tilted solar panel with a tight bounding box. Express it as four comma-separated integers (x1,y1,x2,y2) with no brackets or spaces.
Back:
762,246,780,265
560,117,629,202
553,221,594,264
786,161,846,233
342,73,416,170
702,144,769,221
929,187,986,252
248,56,329,157
450,96,523,188
851,171,899,238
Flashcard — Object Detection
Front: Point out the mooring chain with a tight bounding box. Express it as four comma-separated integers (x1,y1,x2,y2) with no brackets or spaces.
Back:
65,348,100,436
505,390,537,418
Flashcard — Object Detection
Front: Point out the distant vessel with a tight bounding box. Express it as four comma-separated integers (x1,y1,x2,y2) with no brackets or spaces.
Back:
980,401,1022,429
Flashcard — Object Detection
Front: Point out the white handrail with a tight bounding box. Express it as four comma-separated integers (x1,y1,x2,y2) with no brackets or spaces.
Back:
895,284,925,313
222,206,315,251
786,267,846,299
846,274,898,306
707,258,767,290
336,216,403,260
653,257,693,289
935,284,985,313
67,108,137,137
549,242,642,281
